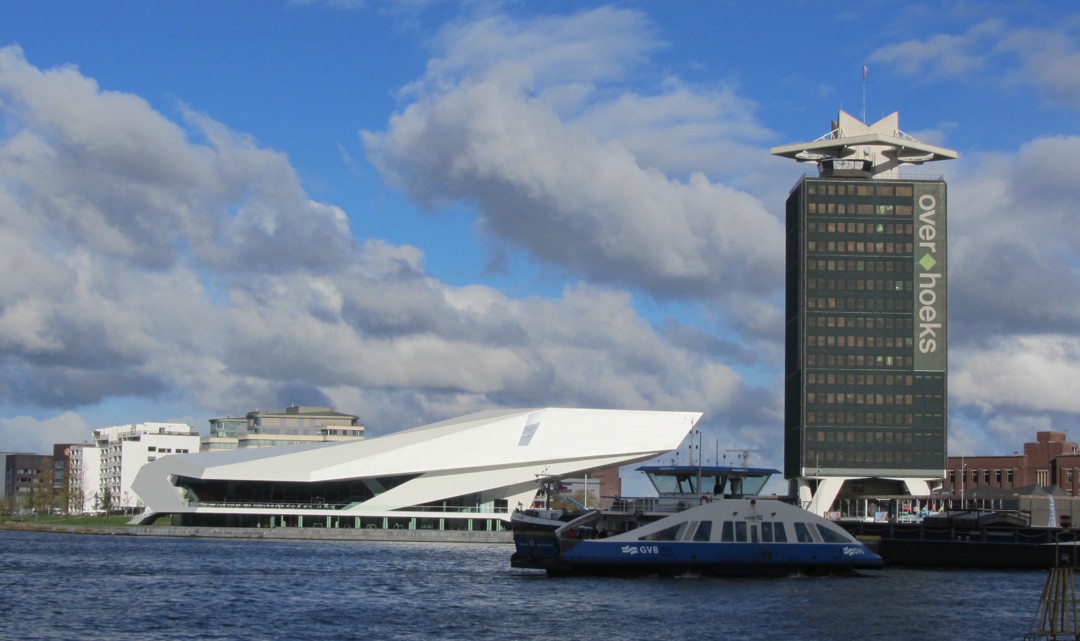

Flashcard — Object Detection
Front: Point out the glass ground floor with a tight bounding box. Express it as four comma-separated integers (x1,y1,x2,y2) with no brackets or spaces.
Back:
167,512,510,531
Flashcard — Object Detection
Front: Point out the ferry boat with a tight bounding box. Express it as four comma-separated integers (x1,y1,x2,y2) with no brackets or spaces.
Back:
511,464,882,576
511,497,883,576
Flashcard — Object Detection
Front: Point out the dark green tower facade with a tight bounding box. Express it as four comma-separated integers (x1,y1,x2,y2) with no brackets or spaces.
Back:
784,176,947,480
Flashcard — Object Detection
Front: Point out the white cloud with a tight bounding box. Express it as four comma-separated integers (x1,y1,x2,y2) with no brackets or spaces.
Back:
952,335,1080,415
364,7,785,306
0,412,90,452
869,17,1080,110
996,19,1080,108
9,4,1079,475
0,43,778,458
573,78,777,189
869,21,999,78
949,137,1080,335
422,7,662,93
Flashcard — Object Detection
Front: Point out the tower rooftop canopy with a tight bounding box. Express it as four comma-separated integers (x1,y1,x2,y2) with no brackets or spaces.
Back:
771,110,957,178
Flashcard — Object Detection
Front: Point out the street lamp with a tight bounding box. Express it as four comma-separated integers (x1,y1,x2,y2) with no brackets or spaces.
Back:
960,457,966,509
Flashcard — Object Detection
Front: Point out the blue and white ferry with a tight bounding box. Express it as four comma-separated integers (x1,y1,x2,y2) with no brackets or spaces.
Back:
511,464,882,576
511,497,882,576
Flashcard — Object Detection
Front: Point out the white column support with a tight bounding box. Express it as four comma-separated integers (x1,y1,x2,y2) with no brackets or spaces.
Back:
805,477,850,517
797,476,939,518
901,478,932,497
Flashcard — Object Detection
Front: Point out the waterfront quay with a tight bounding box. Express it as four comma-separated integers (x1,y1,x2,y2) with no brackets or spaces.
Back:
0,520,510,544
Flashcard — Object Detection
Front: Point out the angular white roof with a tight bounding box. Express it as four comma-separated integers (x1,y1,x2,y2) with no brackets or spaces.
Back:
132,407,701,518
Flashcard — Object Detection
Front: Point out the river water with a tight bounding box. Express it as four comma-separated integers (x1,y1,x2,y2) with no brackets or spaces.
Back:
0,529,1050,640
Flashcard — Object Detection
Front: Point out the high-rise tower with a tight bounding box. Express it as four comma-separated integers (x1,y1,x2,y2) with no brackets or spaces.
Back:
771,111,957,516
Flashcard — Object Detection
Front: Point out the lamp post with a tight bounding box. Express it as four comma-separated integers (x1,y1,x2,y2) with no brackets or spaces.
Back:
960,458,966,509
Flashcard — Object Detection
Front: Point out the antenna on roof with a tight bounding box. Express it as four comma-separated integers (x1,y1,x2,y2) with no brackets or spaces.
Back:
861,65,868,124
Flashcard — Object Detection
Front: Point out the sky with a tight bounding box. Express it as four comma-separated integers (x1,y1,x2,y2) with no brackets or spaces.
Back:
2,1,1080,489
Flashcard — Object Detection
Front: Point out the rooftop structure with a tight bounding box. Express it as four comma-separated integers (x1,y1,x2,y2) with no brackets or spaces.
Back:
204,405,364,451
771,110,957,179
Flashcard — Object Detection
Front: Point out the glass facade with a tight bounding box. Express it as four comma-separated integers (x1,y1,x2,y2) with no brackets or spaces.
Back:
785,178,948,478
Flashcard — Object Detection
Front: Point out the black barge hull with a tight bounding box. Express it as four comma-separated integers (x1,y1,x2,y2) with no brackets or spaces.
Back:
841,521,1080,569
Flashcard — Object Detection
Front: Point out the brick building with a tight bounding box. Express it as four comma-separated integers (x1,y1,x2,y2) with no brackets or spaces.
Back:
943,431,1080,497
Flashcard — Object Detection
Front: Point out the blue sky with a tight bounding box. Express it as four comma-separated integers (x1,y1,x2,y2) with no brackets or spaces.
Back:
2,1,1080,485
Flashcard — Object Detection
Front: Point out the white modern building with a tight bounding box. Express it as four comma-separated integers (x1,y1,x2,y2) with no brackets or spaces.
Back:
71,422,200,513
131,407,701,532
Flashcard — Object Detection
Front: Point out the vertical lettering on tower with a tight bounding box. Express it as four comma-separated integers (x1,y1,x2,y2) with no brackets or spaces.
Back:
913,183,947,372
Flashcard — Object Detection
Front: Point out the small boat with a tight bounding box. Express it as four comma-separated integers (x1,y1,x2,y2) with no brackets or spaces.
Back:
511,497,883,577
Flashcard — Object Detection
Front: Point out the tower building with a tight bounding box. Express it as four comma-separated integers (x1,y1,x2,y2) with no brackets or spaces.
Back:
771,111,957,516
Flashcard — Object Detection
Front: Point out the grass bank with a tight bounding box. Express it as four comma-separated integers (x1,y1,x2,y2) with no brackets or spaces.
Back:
0,514,134,527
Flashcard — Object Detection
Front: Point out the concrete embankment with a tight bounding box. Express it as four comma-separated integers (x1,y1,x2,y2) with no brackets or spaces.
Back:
0,521,511,544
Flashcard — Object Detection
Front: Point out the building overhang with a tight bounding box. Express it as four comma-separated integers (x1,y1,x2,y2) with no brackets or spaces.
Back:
771,110,957,178
771,133,957,165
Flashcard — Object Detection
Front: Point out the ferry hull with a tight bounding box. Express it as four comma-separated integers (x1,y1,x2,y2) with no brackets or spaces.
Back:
513,538,880,576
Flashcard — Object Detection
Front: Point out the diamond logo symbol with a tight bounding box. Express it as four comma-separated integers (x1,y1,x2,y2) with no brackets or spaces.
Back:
919,253,937,271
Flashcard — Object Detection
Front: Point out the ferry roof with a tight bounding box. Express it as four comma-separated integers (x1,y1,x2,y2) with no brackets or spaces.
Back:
635,465,780,476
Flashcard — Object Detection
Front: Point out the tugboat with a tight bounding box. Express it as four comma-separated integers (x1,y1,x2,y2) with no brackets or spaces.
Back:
511,464,882,576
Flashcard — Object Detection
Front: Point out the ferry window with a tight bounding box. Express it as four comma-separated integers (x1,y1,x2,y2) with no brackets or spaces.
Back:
772,522,788,543
693,521,713,542
740,476,768,496
721,521,735,542
761,522,773,543
794,522,816,543
750,525,759,543
644,522,688,542
734,521,747,542
816,524,850,543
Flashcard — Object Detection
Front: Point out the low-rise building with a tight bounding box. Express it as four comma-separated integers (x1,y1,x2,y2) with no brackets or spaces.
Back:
943,431,1080,497
3,453,53,513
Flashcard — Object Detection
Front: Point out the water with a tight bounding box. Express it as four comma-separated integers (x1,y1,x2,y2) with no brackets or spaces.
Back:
0,529,1047,640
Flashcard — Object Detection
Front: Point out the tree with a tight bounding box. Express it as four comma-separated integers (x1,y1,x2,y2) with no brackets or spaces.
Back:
100,487,113,515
